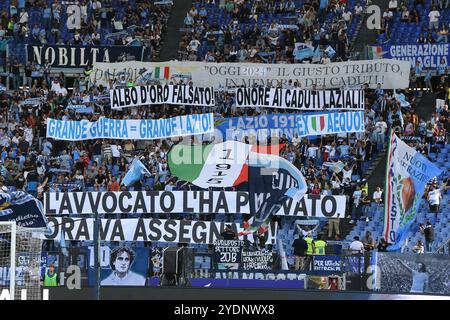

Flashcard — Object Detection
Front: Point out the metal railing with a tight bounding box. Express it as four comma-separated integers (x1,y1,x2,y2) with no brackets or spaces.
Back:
434,238,450,254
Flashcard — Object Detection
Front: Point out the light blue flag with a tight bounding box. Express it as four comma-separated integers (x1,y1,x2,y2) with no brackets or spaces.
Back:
294,43,320,61
121,158,151,186
324,46,336,57
383,132,443,251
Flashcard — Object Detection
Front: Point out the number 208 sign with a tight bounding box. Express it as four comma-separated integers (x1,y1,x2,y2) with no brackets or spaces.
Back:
213,240,244,264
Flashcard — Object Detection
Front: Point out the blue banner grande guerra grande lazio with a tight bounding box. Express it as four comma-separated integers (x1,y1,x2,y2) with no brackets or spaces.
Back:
216,111,364,140
383,132,443,251
368,44,449,68
46,114,214,141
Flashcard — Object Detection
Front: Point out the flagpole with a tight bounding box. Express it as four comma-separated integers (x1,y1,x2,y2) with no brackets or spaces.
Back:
382,129,393,243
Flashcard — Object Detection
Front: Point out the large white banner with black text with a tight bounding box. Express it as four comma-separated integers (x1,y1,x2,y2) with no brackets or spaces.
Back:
91,59,410,89
44,192,346,218
235,88,364,110
110,85,215,109
42,217,277,244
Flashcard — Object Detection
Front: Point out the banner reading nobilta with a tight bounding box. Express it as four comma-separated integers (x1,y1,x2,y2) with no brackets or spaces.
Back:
46,114,214,140
27,44,149,68
42,217,277,244
383,132,442,251
110,85,215,109
44,191,346,218
91,59,411,89
235,88,364,110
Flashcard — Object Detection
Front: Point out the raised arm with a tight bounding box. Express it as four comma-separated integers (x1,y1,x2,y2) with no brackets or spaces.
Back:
396,259,413,272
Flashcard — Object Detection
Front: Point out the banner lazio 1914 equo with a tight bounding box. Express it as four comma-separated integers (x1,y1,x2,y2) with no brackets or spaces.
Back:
46,114,214,141
42,217,277,244
216,111,365,141
110,85,215,109
235,88,364,110
27,44,149,68
44,191,347,218
91,59,410,89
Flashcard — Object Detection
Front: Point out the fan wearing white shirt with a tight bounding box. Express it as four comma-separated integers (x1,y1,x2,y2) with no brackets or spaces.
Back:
349,236,365,253
428,7,440,30
388,0,398,11
373,186,383,204
427,185,441,213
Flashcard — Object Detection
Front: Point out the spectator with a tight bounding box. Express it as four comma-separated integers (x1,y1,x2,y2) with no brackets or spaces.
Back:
428,6,440,30
377,238,389,252
412,240,425,253
420,221,435,252
349,236,365,253
292,233,308,270
363,231,376,251
373,186,383,204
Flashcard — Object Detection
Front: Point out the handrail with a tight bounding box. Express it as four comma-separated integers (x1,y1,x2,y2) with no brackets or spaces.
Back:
434,238,450,254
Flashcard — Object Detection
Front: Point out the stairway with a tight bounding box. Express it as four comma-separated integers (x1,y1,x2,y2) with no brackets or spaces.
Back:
352,0,390,58
413,92,436,121
157,0,192,61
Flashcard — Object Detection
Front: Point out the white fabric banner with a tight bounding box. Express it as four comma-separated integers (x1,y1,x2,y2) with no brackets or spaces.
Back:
91,59,410,89
110,85,216,109
46,114,214,141
235,88,364,110
42,217,278,244
44,192,346,218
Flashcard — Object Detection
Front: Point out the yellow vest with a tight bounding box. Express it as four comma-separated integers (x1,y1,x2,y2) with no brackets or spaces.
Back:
314,240,327,255
305,237,314,255
362,183,368,195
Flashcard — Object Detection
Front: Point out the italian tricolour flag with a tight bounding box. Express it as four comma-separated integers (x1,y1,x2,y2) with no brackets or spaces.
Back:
367,46,383,59
168,141,284,189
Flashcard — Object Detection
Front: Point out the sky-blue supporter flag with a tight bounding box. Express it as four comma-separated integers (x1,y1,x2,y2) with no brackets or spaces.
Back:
121,158,151,186
383,132,443,251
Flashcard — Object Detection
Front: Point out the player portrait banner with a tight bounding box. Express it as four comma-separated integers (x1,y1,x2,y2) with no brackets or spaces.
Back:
44,191,346,218
383,133,443,250
91,59,410,89
368,44,450,68
375,252,450,295
42,217,278,245
27,44,149,68
88,246,149,286
45,113,214,141
110,85,215,109
296,111,365,137
235,88,364,110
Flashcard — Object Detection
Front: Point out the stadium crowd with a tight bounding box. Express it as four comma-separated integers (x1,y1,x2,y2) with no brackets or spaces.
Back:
0,1,448,278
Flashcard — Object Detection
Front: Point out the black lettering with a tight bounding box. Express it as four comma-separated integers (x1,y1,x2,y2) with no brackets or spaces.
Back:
163,220,177,242
75,219,90,240
110,220,125,241
178,220,191,243
59,192,73,214
192,221,207,243
118,192,132,213
133,218,147,241
149,219,162,241
134,191,147,213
